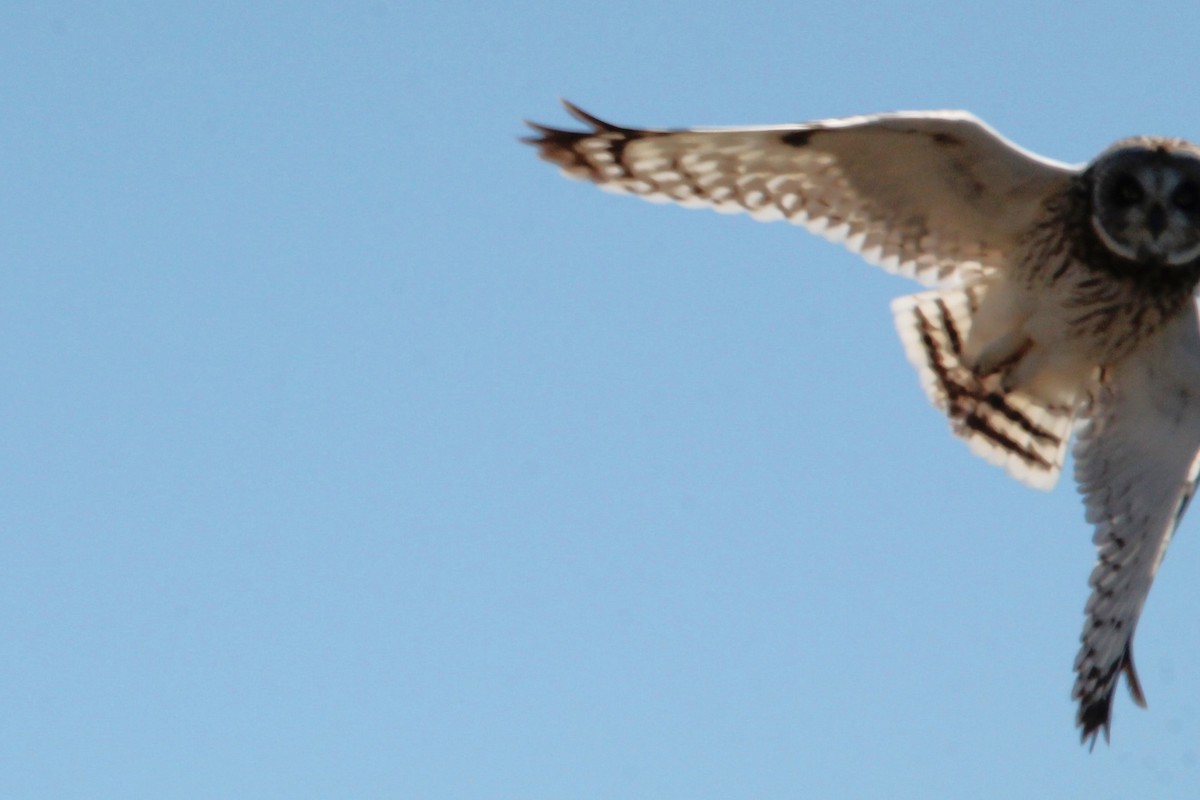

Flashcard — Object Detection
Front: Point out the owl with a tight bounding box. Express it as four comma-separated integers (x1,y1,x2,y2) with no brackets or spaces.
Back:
524,100,1200,746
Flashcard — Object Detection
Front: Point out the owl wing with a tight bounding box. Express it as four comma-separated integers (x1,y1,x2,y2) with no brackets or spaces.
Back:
525,101,1077,287
1071,302,1200,747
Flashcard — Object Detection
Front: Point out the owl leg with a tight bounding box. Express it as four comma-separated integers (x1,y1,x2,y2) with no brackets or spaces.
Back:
973,329,1033,383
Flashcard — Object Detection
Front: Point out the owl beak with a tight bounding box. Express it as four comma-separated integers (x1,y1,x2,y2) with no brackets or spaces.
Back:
1147,204,1167,238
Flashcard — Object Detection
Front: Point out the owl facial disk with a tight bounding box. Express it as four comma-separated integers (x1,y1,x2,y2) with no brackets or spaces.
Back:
1090,147,1200,266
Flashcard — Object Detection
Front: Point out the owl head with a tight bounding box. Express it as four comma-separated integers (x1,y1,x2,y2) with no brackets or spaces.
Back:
1088,138,1200,266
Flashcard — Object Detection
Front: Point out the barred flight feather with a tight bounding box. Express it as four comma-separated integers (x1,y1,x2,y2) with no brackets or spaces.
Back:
892,288,1075,491
1069,314,1200,745
524,101,1013,289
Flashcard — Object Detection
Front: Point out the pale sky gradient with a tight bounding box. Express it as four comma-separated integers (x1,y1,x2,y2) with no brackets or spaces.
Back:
3,2,1200,797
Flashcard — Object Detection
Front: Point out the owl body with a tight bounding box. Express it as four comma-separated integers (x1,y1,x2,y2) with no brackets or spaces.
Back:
1015,179,1200,365
957,179,1200,410
525,103,1200,746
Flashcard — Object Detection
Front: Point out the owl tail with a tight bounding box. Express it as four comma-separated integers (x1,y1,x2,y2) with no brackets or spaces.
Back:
892,287,1076,491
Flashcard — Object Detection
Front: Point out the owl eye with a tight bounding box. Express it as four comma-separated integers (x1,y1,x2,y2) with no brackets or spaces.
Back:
1173,181,1200,211
1109,175,1144,206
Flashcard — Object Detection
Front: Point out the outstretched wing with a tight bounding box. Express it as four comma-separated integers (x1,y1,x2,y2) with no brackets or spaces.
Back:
1071,302,1200,747
525,101,1076,287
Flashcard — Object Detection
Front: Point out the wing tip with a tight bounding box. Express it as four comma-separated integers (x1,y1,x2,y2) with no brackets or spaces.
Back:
558,98,612,130
1076,681,1117,749
520,103,603,173
1075,639,1146,748
521,100,625,142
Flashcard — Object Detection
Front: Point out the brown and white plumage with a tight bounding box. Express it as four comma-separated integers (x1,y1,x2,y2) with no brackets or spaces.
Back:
526,101,1072,288
1071,305,1200,743
524,101,1200,745
891,287,1077,489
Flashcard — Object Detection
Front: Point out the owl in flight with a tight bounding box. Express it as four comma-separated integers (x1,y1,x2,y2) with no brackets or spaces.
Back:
525,101,1200,746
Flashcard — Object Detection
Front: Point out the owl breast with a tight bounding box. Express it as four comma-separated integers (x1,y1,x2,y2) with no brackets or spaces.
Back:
1009,185,1200,371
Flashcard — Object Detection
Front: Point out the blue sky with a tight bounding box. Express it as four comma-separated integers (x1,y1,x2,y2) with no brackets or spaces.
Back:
3,1,1200,797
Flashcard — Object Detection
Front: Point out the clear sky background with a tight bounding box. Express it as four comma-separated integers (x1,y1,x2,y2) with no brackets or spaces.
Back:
3,2,1200,798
